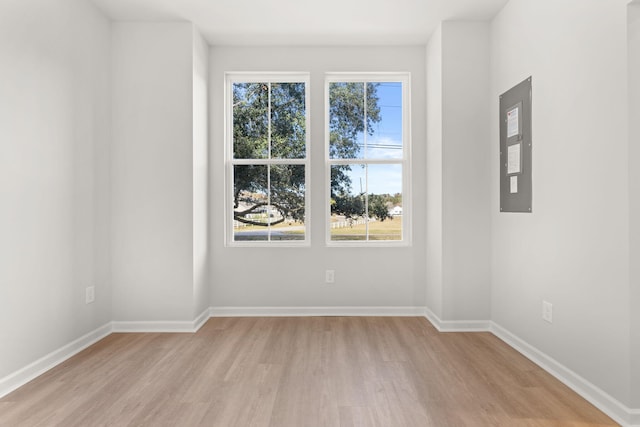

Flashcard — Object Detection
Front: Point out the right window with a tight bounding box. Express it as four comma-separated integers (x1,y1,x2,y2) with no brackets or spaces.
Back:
326,73,411,245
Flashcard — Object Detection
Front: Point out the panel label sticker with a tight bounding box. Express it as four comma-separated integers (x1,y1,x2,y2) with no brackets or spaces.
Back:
507,142,521,175
507,106,519,138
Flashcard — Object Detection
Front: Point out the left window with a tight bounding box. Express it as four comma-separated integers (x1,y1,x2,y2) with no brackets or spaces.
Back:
225,73,310,245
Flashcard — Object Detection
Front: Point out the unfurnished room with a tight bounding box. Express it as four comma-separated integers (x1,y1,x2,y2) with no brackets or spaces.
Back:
1,0,639,425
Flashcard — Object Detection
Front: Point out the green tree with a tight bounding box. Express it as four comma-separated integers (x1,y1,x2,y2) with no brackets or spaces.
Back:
369,195,391,222
332,194,365,219
232,82,306,226
329,82,381,214
232,81,382,226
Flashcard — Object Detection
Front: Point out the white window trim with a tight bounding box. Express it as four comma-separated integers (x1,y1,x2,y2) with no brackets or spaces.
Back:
324,72,412,247
224,72,311,247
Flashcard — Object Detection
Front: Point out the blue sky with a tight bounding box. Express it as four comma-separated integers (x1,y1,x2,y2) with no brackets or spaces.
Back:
344,82,403,197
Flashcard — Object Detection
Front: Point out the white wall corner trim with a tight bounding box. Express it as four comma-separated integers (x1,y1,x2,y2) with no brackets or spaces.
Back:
210,306,427,317
0,323,113,399
194,307,212,331
112,307,211,333
490,322,637,427
424,308,491,332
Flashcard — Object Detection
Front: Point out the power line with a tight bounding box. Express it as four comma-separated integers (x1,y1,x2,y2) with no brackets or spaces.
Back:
356,143,402,150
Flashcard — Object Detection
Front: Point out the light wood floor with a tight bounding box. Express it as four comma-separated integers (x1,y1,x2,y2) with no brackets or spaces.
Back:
0,317,618,427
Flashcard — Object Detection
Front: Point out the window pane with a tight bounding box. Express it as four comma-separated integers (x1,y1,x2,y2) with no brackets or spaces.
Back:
233,83,268,159
233,165,268,241
367,164,402,241
233,164,306,242
329,164,402,242
330,164,367,241
326,75,408,245
329,82,365,160
271,83,306,159
366,82,403,160
269,165,306,241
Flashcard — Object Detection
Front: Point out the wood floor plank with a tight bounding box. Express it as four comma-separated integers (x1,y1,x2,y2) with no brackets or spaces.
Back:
0,317,620,427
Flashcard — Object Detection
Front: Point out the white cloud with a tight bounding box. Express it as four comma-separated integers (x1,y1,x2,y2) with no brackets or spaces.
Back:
363,136,403,160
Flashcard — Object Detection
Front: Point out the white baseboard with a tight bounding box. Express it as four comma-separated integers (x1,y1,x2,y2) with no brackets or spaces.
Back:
424,308,491,332
112,307,211,333
0,322,112,399
3,309,638,426
193,307,211,331
0,310,212,399
210,306,427,317
490,322,637,427
422,312,639,426
111,320,197,333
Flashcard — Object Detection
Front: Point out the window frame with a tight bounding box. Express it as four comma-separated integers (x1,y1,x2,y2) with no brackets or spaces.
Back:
324,72,412,247
225,72,311,247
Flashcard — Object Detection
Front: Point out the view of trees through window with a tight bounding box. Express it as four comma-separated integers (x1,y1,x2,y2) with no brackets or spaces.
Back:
328,80,404,242
229,76,405,244
231,81,308,242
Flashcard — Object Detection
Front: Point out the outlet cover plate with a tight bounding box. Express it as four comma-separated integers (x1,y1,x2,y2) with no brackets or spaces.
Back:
542,301,553,323
86,286,95,304
325,270,335,284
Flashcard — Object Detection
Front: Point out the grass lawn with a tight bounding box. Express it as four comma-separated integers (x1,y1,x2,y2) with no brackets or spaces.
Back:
331,217,402,241
233,220,305,241
234,217,402,241
235,221,304,231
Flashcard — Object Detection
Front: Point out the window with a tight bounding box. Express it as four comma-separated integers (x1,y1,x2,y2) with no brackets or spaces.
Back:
326,73,410,245
226,73,310,245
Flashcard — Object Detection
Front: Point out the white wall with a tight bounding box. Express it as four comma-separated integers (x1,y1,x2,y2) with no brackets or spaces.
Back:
425,22,492,322
193,29,210,318
426,27,444,318
0,0,111,378
629,0,640,410
441,22,492,321
111,23,196,321
491,0,631,405
209,46,427,309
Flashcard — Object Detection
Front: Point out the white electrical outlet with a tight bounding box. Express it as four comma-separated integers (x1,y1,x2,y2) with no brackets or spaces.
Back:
325,270,335,284
542,300,553,323
86,286,95,304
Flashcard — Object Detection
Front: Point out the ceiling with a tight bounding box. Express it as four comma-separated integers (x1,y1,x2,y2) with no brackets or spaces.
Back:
88,0,509,46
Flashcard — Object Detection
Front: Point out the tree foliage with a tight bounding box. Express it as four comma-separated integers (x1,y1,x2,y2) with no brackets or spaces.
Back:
329,83,381,201
232,83,306,226
232,81,383,226
369,194,391,222
332,194,365,219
